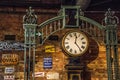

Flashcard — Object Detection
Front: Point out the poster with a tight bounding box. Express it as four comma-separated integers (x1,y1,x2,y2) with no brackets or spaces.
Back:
43,57,52,69
46,72,59,79
4,75,15,80
2,54,18,65
45,45,55,53
5,67,14,74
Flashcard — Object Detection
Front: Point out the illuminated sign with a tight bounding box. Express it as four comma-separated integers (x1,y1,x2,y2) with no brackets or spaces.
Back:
45,45,55,53
43,57,52,69
2,54,19,65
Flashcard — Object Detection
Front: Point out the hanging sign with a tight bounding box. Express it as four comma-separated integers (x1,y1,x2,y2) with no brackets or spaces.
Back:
5,67,14,74
33,72,45,77
2,54,19,65
45,45,55,53
43,57,52,69
4,75,15,80
0,41,24,51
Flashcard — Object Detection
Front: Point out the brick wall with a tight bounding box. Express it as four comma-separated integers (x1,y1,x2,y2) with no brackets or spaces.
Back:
0,8,120,80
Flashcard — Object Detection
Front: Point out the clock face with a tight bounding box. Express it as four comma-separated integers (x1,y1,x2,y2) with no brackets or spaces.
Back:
62,30,89,57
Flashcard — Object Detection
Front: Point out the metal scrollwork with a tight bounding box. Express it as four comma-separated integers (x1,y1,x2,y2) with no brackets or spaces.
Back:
23,7,37,24
104,8,119,26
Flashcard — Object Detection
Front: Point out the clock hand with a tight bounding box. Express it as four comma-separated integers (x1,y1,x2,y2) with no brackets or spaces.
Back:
75,42,82,52
74,35,82,52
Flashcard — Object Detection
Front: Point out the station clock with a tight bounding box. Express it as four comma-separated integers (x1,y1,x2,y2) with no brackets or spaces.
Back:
61,30,89,57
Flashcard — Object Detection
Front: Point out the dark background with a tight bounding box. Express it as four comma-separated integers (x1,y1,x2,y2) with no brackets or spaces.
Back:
0,0,119,11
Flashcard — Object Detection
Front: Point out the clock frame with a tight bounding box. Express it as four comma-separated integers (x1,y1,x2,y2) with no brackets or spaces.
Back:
61,30,89,57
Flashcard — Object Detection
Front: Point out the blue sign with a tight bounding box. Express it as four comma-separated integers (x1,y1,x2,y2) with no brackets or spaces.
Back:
43,57,52,69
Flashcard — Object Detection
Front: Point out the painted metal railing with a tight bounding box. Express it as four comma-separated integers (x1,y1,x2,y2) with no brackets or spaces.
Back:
79,16,105,45
37,15,105,45
37,16,64,45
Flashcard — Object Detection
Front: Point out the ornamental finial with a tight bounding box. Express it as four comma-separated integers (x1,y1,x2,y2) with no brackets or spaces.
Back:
23,6,37,24
104,8,119,25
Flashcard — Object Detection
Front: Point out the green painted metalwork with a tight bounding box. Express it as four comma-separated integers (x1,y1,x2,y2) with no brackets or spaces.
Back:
104,8,120,80
37,6,105,45
37,16,65,45
23,7,37,80
38,16,64,28
79,16,105,30
23,6,119,80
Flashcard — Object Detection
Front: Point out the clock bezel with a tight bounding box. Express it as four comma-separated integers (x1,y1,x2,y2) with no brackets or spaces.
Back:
61,30,89,57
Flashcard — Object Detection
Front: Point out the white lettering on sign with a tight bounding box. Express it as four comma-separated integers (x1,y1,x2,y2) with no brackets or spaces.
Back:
0,41,24,51
43,57,52,69
5,67,14,74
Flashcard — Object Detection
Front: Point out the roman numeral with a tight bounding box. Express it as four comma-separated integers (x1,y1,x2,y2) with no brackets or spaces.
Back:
81,45,85,49
73,32,77,36
65,42,69,44
69,33,72,37
81,37,84,40
82,42,86,44
66,38,70,40
74,50,77,53
69,48,73,53
66,45,70,49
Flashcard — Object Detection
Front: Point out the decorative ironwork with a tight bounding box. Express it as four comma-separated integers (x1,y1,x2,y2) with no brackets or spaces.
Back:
23,7,37,80
104,8,120,80
22,6,119,80
105,8,119,25
23,6,37,24
37,16,63,45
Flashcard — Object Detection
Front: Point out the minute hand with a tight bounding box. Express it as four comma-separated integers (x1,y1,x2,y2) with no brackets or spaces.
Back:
75,35,82,52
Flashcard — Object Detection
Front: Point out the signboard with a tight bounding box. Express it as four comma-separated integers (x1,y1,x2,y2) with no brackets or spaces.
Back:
5,67,14,74
0,41,24,51
46,72,59,79
43,57,52,69
45,45,55,53
2,54,19,65
33,72,44,77
4,75,15,80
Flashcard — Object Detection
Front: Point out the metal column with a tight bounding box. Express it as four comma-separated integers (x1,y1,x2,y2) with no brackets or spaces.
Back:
23,7,37,80
104,8,120,80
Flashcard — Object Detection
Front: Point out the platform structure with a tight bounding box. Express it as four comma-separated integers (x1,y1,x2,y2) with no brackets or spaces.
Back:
23,6,120,80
